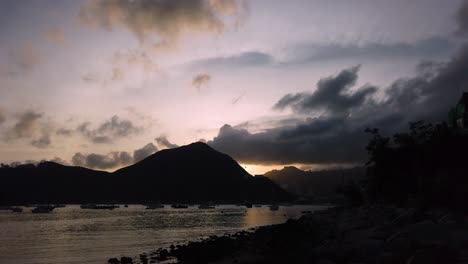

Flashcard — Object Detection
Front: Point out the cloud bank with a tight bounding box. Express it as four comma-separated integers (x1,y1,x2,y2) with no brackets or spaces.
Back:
72,142,158,169
77,115,142,144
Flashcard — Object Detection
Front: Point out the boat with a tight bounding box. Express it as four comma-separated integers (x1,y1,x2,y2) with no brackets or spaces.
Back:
11,207,23,212
254,204,262,208
198,204,215,209
124,204,129,208
145,204,164,209
269,204,279,211
53,204,66,208
32,205,55,214
80,204,117,210
243,203,253,208
171,204,188,209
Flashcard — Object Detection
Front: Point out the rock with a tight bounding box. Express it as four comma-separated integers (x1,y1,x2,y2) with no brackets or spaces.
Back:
108,257,119,264
120,256,133,264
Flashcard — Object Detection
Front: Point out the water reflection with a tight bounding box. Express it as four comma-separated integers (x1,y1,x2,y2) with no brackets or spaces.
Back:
0,205,328,264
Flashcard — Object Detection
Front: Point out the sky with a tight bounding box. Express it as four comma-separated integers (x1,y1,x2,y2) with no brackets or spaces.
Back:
1,0,468,174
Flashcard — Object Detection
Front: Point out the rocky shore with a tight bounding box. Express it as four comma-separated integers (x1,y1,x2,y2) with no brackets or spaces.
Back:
109,206,468,264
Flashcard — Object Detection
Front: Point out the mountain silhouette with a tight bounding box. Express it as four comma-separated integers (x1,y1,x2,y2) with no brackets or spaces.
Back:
0,142,292,204
264,166,365,198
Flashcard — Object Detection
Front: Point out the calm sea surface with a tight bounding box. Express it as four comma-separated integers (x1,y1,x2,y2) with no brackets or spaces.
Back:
0,204,329,264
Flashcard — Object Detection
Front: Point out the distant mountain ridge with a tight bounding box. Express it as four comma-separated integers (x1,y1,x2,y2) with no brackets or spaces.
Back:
264,166,365,198
0,142,292,204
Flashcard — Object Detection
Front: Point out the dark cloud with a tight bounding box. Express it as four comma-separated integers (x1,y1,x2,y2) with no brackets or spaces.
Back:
7,110,43,139
72,142,158,169
192,73,211,90
77,115,142,144
209,42,468,166
208,121,368,165
274,66,377,116
72,151,132,170
133,143,158,162
456,0,468,35
79,0,245,47
155,136,179,149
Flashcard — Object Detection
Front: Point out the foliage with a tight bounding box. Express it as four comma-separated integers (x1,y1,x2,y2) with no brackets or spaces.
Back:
364,121,468,211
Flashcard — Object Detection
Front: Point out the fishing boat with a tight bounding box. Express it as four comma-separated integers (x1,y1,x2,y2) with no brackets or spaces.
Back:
80,204,117,210
32,205,54,214
145,204,164,209
269,204,279,211
198,204,215,209
171,204,188,209
11,207,23,212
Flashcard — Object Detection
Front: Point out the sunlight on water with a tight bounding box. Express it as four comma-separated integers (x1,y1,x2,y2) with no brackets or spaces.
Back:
0,205,329,264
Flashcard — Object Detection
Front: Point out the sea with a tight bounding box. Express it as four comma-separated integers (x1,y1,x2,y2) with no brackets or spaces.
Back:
0,204,329,264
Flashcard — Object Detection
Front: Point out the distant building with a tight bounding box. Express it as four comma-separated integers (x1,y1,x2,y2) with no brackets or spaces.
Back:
449,92,468,129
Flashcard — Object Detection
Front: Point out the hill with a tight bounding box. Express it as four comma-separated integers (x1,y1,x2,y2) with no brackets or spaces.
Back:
0,142,292,204
264,166,365,198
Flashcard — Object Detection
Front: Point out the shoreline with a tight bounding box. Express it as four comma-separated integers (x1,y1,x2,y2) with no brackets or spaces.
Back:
110,205,468,264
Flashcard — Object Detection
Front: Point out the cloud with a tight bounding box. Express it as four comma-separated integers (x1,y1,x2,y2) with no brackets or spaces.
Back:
31,132,51,149
79,0,245,48
288,37,453,64
274,66,377,116
208,41,468,166
155,136,179,149
189,38,453,70
72,151,132,170
5,44,42,77
190,51,274,69
7,110,43,139
456,0,468,35
0,110,5,124
56,128,73,136
44,28,65,46
72,142,158,169
192,73,211,90
77,115,142,144
133,142,158,162
112,50,157,73
208,120,368,165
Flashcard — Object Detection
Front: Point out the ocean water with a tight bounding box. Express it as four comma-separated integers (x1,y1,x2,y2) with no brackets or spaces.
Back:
0,205,329,264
